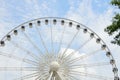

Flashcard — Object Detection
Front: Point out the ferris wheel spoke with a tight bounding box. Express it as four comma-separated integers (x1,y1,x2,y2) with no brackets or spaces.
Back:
0,51,38,66
50,20,54,54
67,49,102,64
35,72,49,80
10,41,40,61
69,62,110,68
69,71,113,80
67,76,72,80
39,62,49,67
47,71,53,80
42,75,49,80
62,38,92,63
14,72,39,80
61,30,80,60
56,72,66,80
22,32,43,56
35,26,49,54
0,67,38,71
35,75,41,80
57,25,66,57
54,77,56,80
68,74,79,80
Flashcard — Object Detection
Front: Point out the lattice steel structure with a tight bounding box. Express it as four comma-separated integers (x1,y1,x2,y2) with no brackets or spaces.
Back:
0,17,119,80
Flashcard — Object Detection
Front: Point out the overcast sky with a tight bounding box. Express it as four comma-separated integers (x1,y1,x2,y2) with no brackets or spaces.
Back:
0,0,120,78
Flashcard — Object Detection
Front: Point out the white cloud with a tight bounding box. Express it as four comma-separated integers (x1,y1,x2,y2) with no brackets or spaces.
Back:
66,0,120,76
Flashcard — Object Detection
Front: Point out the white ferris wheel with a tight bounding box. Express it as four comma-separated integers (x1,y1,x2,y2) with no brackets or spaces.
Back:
0,17,119,80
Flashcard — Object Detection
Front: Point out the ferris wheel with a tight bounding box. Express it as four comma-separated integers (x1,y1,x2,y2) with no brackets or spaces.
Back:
0,17,119,80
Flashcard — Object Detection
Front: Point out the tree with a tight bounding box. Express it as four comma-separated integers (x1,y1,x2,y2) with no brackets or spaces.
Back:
104,0,120,45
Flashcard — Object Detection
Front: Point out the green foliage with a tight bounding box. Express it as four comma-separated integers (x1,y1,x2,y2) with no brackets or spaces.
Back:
111,0,120,8
105,0,120,45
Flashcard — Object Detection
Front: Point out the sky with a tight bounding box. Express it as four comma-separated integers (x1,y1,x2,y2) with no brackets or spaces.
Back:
0,0,120,79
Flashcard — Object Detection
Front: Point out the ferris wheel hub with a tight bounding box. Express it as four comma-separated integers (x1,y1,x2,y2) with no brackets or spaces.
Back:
50,61,60,71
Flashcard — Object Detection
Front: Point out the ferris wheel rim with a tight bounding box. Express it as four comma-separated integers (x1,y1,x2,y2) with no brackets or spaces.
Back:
0,17,116,65
0,17,119,80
